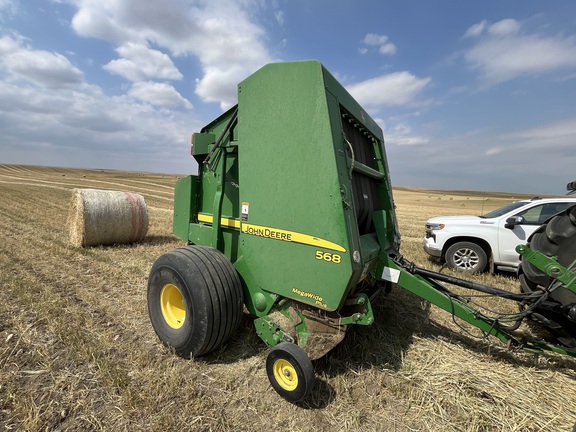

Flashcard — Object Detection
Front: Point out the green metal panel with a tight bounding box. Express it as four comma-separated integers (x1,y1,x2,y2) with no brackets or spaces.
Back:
173,175,196,242
174,60,397,313
237,61,355,311
191,132,215,156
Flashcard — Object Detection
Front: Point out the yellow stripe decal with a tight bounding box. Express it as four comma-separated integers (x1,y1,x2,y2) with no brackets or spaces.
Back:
197,213,241,229
241,223,346,253
197,214,346,252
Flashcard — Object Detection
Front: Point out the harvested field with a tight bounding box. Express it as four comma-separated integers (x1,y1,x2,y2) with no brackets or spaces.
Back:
1,164,575,431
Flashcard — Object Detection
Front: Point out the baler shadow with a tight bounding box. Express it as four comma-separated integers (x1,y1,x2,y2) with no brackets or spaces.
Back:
204,313,264,364
296,379,336,409
421,319,576,371
79,235,179,250
315,287,431,378
205,285,431,372
199,284,576,405
141,235,180,246
314,283,576,379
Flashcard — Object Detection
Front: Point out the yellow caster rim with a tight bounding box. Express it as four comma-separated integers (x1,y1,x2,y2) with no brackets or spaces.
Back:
273,359,298,391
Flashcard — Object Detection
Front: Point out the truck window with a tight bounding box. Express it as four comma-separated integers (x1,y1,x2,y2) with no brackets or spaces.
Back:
517,203,573,225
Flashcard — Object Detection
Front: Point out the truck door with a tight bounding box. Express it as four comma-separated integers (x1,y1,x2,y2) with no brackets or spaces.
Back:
497,202,573,266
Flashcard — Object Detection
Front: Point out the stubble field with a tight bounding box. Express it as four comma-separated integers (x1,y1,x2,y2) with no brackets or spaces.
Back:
1,164,575,431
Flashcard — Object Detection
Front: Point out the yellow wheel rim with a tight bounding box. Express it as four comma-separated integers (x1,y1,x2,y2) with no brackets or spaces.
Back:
273,359,298,391
160,283,186,329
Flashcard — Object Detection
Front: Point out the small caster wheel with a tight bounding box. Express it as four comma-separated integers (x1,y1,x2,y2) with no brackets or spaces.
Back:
266,342,315,402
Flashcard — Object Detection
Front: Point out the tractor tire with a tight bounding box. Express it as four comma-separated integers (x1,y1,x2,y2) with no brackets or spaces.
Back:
519,205,576,347
147,245,243,357
445,241,488,273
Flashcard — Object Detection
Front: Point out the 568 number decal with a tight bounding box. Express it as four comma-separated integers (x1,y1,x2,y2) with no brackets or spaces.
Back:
315,251,341,264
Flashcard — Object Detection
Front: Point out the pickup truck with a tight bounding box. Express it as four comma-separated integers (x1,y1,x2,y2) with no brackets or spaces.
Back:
423,197,576,273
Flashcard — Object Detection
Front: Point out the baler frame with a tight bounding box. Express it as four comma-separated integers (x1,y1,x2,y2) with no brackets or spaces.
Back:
148,60,576,403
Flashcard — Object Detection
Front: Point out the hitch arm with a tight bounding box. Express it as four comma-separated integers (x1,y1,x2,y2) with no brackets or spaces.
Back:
379,255,576,357
516,245,576,295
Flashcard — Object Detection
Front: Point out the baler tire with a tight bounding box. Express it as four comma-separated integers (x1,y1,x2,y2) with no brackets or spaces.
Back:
266,342,315,403
445,241,487,274
147,245,243,358
519,205,576,347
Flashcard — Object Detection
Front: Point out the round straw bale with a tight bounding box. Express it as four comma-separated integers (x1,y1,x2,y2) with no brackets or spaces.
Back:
68,188,149,247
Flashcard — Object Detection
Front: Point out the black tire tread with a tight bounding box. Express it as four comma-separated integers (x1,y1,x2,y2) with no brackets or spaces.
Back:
521,206,576,287
546,212,576,243
148,245,243,357
184,247,233,354
519,205,576,347
445,241,488,273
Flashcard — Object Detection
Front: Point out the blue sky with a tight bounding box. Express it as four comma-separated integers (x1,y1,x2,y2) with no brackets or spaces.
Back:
1,1,576,194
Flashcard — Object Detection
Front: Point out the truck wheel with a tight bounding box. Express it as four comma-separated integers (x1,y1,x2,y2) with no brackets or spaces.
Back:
147,245,243,357
266,342,315,402
445,241,487,273
519,205,576,347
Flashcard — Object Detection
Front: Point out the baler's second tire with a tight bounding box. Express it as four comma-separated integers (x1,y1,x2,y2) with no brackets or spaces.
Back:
147,245,243,358
519,205,576,347
266,343,315,403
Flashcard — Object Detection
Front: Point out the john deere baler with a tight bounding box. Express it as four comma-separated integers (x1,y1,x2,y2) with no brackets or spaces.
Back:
148,60,576,402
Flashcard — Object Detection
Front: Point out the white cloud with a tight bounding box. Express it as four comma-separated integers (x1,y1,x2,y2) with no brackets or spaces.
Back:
128,81,192,108
393,118,576,194
498,118,576,149
463,20,487,39
274,10,284,26
347,71,431,107
479,119,576,191
0,33,198,173
194,65,249,110
488,19,520,37
0,33,19,52
70,0,272,110
0,76,200,172
485,147,502,156
364,33,389,46
463,19,576,85
383,122,429,146
104,42,183,82
362,33,397,56
464,19,520,39
0,0,17,17
379,43,397,55
0,35,83,88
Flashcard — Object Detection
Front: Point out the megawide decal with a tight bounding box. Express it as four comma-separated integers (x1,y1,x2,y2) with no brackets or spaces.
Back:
241,223,346,253
292,288,327,309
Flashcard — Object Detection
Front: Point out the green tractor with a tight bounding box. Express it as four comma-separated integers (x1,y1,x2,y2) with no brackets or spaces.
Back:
147,61,576,402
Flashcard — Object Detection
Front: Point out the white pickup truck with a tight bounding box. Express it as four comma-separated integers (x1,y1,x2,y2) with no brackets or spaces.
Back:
423,197,576,273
